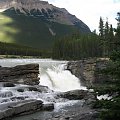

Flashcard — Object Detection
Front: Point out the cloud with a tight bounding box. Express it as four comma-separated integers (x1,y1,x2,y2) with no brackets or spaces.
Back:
47,0,120,31
113,0,120,3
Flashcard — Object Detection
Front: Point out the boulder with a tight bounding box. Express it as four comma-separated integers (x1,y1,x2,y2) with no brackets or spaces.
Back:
0,64,40,85
59,90,88,100
42,103,54,111
0,99,43,119
16,85,53,93
0,91,13,98
3,82,15,87
58,90,96,104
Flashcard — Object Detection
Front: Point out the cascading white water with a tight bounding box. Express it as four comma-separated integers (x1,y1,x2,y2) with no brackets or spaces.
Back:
40,63,86,92
0,59,87,104
0,59,86,92
0,59,87,118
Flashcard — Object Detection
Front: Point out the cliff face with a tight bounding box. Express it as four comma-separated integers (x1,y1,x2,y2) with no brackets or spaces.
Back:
67,58,110,87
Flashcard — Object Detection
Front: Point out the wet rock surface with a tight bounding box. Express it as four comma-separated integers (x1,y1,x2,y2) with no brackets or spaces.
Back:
67,58,110,87
0,83,55,120
9,89,98,120
0,64,40,85
58,89,96,107
58,90,88,100
0,62,99,120
0,99,43,120
0,81,98,120
11,100,99,120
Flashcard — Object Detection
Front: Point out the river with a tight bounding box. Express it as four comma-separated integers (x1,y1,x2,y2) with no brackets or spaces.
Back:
0,59,86,92
0,59,87,120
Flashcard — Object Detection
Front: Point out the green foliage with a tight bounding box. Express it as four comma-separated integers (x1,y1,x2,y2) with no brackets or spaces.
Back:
0,42,51,57
93,99,120,120
0,9,79,49
99,17,104,38
98,17,114,56
52,33,102,60
94,12,120,120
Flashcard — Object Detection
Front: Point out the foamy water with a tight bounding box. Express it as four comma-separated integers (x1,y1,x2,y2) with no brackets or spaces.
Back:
0,59,87,111
0,59,86,92
40,63,86,92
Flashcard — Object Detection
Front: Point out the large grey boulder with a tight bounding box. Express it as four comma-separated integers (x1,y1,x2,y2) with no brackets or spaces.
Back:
0,99,43,119
0,64,40,85
59,90,88,100
58,89,96,106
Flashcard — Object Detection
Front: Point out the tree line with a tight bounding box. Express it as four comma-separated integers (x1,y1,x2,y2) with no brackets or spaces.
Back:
52,13,119,60
93,12,120,120
0,42,51,57
52,33,102,60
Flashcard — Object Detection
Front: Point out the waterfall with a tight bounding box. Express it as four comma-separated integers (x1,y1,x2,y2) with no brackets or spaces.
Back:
40,63,86,92
0,59,87,118
0,59,86,92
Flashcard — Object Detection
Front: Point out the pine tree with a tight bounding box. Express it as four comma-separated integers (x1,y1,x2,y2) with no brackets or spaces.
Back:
99,17,106,56
108,24,114,52
104,19,109,55
99,17,104,38
114,12,120,51
94,12,120,120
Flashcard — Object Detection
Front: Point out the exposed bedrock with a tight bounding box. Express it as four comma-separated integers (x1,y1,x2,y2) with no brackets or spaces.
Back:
67,58,110,87
0,99,54,120
0,64,40,85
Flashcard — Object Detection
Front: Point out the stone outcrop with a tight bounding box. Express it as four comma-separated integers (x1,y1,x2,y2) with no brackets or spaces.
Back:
58,90,96,106
67,58,110,87
0,64,40,85
59,90,88,100
0,100,43,119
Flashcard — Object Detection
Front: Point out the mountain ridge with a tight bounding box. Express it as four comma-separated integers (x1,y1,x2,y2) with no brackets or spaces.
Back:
0,0,91,49
0,0,90,32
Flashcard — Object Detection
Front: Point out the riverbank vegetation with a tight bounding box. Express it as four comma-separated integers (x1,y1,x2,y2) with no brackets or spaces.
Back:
92,12,120,120
52,15,115,60
0,42,52,58
52,33,102,60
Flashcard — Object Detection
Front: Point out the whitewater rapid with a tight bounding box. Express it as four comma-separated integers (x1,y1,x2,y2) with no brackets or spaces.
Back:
0,59,86,92
0,59,87,119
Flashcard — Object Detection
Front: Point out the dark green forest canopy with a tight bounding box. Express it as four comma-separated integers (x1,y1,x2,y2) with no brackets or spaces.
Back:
0,42,51,57
93,12,120,120
52,33,102,60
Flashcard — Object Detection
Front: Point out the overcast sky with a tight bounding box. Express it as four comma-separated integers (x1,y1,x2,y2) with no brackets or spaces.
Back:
45,0,120,32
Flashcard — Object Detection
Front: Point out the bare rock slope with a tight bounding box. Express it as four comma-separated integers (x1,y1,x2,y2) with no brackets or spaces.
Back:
0,0,90,33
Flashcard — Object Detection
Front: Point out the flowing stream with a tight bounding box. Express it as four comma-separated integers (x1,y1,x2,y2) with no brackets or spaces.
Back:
0,59,86,120
0,59,86,92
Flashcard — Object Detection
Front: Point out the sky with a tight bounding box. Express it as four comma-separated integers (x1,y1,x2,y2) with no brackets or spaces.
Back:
45,0,120,32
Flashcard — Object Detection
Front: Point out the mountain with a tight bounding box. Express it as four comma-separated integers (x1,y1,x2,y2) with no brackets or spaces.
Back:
0,0,91,49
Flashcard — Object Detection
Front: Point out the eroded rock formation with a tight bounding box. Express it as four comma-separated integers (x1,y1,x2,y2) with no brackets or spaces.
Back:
67,58,110,87
0,64,40,85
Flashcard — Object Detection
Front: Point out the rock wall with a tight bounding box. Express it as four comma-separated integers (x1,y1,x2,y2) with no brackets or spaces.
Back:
0,64,40,85
67,58,110,87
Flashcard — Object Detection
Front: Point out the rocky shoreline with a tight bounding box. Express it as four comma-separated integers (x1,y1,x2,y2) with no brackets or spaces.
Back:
0,64,40,85
67,58,110,87
0,63,100,120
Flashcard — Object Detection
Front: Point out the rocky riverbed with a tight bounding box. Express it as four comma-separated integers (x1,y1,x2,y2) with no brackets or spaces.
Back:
0,63,100,120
